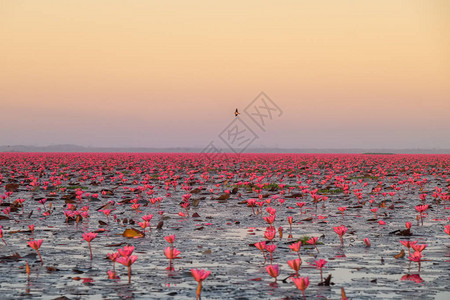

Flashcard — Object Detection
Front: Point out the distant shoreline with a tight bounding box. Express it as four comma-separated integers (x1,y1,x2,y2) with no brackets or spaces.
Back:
1,145,449,154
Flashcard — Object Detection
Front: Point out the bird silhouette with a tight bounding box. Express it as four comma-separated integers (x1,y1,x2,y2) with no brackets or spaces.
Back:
235,108,240,117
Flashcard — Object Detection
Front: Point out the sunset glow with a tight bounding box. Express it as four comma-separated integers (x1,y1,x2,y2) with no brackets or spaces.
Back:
1,1,449,149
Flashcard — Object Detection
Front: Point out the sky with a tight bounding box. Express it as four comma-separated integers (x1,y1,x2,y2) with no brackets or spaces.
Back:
1,0,449,150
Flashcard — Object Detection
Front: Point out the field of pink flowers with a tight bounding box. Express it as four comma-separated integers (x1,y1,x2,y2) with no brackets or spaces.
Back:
0,152,449,299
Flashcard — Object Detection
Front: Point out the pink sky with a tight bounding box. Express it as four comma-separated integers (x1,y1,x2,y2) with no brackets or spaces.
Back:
1,1,449,149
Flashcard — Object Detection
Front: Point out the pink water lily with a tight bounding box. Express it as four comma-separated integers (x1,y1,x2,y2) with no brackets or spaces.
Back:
82,232,98,260
309,259,327,281
164,246,181,271
191,269,211,300
0,227,6,245
1,152,450,298
265,264,279,282
287,258,302,277
444,224,450,236
333,225,348,246
255,241,267,262
306,237,319,253
118,245,135,257
116,255,138,283
27,239,44,265
292,277,310,299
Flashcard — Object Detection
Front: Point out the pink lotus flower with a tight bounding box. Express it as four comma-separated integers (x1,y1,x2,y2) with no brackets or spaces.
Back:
338,206,347,218
408,251,422,271
289,241,302,258
191,269,211,300
28,224,35,235
82,232,98,243
255,241,266,262
165,234,176,245
164,246,181,260
309,259,327,281
107,270,120,280
287,258,302,277
0,227,6,245
411,243,427,253
164,247,181,271
444,224,450,236
371,208,379,218
263,214,275,225
191,268,211,282
116,255,138,283
138,221,150,232
107,252,120,272
400,240,417,256
292,277,310,299
100,209,112,223
287,216,293,229
116,255,138,267
306,237,319,253
118,245,135,257
415,204,429,226
265,264,279,282
82,232,98,260
265,244,277,262
27,239,44,265
247,199,256,214
264,227,276,241
333,225,348,246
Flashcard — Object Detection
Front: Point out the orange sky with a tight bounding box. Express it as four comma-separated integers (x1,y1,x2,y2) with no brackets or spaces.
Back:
1,0,449,149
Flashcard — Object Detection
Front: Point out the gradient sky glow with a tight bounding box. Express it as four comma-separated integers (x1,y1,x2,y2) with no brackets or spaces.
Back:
1,0,449,149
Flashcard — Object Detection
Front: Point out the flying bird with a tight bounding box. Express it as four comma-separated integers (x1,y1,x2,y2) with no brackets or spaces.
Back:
235,108,240,117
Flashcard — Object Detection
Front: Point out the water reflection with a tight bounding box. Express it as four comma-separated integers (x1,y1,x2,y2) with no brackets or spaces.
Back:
400,273,424,284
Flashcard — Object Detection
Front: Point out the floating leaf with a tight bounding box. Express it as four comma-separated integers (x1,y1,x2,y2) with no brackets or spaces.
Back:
217,193,229,200
46,266,58,272
394,249,405,259
97,203,112,211
122,228,144,238
0,253,21,261
5,183,19,192
7,229,29,234
396,229,412,236
156,221,164,229
105,242,126,248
